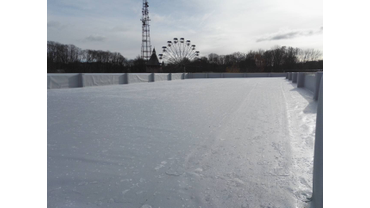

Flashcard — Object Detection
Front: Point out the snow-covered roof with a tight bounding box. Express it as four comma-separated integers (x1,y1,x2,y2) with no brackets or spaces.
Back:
47,78,317,207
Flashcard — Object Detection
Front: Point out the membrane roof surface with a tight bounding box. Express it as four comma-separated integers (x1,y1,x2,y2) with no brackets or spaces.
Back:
48,78,317,208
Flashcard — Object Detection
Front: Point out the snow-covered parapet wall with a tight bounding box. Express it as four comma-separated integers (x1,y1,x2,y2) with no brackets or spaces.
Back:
287,71,323,101
47,73,186,89
47,73,82,89
188,73,287,79
287,71,323,208
82,73,126,87
47,72,287,89
46,72,322,90
313,75,323,208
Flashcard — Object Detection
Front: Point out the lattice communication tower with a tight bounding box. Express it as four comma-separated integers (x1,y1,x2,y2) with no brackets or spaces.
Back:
141,0,152,61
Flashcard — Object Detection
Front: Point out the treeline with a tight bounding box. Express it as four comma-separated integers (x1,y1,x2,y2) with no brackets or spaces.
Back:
47,41,145,73
48,41,322,73
163,46,323,73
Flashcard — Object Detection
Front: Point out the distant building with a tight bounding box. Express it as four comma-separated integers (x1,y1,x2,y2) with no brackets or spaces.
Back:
146,48,162,73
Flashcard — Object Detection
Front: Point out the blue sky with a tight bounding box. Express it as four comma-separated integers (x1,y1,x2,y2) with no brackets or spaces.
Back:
47,0,323,59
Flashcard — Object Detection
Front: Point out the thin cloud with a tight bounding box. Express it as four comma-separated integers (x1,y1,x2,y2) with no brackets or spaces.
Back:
270,31,301,40
85,35,106,42
109,26,129,33
47,21,69,31
256,28,323,42
47,21,61,28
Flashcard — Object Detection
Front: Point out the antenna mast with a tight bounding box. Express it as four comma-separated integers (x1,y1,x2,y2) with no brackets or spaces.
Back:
141,0,152,61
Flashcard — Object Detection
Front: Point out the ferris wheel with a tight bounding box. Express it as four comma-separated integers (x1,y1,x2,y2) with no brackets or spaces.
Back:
158,38,200,64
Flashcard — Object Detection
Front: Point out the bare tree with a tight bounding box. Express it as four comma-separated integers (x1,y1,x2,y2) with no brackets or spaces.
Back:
310,49,322,61
284,47,299,69
232,52,246,62
271,46,286,71
298,49,322,62
68,44,80,63
263,50,274,72
208,53,219,64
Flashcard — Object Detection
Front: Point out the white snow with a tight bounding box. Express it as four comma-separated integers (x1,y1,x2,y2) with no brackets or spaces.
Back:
48,78,317,208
